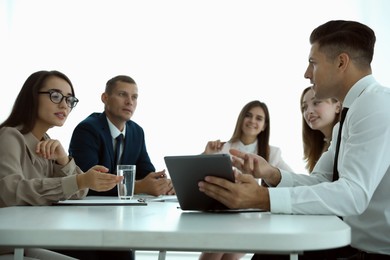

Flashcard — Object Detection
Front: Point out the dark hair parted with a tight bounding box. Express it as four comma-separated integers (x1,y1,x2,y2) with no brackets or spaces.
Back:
105,75,136,94
300,87,340,172
0,70,75,134
230,100,270,162
310,20,376,68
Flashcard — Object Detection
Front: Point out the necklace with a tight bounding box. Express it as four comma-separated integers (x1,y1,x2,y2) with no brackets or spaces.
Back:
324,138,330,144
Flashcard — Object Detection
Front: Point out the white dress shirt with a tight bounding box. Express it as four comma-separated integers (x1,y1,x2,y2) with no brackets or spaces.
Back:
219,140,293,171
269,75,390,254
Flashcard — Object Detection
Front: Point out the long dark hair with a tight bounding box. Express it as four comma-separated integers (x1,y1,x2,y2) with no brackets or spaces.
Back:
0,70,75,134
229,100,270,161
300,86,340,172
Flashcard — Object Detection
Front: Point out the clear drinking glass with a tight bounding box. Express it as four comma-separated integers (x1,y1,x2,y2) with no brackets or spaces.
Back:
117,165,136,199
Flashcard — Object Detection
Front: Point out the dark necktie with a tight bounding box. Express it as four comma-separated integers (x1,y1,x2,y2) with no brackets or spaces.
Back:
332,108,349,181
114,134,124,166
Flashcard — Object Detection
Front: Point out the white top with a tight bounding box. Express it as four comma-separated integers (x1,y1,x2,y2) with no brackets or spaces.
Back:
0,197,351,255
219,140,292,171
269,75,390,255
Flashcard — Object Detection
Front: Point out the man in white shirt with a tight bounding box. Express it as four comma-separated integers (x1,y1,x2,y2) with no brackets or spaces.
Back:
199,20,390,259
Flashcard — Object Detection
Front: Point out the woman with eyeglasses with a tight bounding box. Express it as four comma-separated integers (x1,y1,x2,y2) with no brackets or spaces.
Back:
0,70,124,258
0,70,123,207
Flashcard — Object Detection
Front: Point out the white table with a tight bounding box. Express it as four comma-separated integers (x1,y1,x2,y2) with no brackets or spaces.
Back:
0,197,351,260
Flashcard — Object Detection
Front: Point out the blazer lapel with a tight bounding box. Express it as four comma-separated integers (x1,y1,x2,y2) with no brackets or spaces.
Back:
99,113,116,172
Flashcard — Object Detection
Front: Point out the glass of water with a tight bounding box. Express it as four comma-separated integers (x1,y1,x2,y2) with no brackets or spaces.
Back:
117,165,136,199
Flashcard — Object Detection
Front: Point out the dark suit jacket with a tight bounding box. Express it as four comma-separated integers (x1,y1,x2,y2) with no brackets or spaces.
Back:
69,112,155,196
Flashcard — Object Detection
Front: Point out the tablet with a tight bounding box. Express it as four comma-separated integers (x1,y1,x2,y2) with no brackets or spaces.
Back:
164,154,234,211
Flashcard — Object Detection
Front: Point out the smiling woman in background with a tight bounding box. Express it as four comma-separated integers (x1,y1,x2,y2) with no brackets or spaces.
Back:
300,86,341,172
200,100,292,260
0,70,122,259
203,100,292,171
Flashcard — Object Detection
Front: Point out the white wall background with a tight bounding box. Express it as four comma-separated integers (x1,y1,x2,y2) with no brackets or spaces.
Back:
1,0,390,175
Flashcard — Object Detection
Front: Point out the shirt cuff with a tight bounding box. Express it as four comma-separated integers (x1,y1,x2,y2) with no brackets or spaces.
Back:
278,169,294,187
61,175,80,197
269,187,292,214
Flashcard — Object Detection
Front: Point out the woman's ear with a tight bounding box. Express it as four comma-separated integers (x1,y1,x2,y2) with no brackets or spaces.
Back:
335,101,341,114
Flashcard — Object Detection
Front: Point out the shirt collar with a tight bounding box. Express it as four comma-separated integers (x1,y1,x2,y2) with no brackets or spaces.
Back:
237,139,258,151
24,131,49,164
106,117,126,139
343,74,375,109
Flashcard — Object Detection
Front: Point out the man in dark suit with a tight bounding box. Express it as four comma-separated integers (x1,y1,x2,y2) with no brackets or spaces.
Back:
69,75,174,196
61,75,174,259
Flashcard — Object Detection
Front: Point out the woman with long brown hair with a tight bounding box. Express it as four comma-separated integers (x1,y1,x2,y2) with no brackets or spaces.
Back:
0,70,122,259
301,86,341,172
200,100,292,260
204,100,291,171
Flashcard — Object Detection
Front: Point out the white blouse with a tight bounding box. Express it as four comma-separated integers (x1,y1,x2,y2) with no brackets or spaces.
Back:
218,140,292,171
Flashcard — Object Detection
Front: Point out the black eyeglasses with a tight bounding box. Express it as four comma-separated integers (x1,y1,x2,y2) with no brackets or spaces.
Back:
38,90,79,108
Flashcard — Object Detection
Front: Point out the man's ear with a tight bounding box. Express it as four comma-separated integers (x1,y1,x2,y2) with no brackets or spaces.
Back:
338,53,350,71
101,92,107,104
